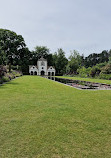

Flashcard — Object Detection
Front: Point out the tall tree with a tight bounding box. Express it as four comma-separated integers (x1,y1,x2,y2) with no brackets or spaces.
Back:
0,49,7,65
32,46,55,66
34,46,49,59
0,29,27,71
68,50,82,73
84,50,109,67
53,48,68,75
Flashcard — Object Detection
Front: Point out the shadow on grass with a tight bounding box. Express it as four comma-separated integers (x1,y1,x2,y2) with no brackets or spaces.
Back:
0,80,20,89
6,81,19,85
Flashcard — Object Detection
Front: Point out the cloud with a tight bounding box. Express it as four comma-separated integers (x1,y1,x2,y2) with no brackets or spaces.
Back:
0,0,111,57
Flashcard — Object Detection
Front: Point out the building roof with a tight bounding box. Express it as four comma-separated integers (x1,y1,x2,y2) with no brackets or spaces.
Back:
38,57,47,61
29,65,38,69
47,66,55,70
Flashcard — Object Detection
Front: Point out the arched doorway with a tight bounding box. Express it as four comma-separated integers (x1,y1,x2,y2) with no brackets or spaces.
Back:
52,72,54,76
31,71,33,75
34,71,37,75
48,72,51,76
41,71,45,76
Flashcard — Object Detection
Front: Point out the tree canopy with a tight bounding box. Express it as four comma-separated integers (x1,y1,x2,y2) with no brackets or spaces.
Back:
0,29,30,72
53,49,68,75
0,28,111,76
67,50,82,74
0,29,26,64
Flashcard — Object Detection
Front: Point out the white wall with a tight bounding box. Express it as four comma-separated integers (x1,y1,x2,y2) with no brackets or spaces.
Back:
29,66,38,75
47,67,55,76
29,60,55,76
37,60,48,75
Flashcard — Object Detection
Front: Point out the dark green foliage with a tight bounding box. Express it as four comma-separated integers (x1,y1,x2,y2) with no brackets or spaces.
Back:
84,50,109,67
52,49,68,75
95,62,107,68
47,54,53,66
77,66,91,78
0,50,7,65
67,50,82,74
0,29,30,74
99,74,111,80
1,28,111,76
34,46,49,58
89,66,101,77
0,29,26,64
31,46,49,65
31,46,54,67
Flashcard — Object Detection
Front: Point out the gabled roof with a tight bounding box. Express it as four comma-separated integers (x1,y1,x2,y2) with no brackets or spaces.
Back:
47,66,55,70
29,65,38,69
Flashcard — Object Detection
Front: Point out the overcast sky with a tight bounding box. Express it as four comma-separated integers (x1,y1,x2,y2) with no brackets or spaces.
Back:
0,0,111,57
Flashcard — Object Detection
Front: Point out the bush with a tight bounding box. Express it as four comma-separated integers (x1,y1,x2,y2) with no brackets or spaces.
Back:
99,74,111,80
12,70,22,77
2,76,10,82
0,68,22,84
0,65,7,77
89,66,101,77
77,66,92,78
15,73,21,77
101,64,111,74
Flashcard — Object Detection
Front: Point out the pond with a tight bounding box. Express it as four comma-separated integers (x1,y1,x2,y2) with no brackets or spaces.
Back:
44,77,111,90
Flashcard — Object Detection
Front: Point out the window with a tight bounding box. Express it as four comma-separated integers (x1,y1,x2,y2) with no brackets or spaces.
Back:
41,61,45,66
42,67,44,69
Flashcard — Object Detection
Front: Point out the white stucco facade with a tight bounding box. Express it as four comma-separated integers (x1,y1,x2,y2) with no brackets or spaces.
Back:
29,57,55,76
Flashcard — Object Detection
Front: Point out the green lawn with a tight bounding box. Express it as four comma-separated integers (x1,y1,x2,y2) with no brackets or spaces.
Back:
56,76,111,84
0,76,111,158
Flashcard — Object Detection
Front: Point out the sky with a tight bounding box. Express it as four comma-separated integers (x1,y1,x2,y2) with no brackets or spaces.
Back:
0,0,111,57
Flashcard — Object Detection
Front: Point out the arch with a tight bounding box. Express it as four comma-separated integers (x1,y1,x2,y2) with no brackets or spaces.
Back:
41,71,45,76
52,72,54,76
34,71,37,75
31,71,33,75
48,72,51,76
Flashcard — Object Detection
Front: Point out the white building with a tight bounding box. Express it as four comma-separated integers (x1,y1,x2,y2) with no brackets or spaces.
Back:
29,57,55,76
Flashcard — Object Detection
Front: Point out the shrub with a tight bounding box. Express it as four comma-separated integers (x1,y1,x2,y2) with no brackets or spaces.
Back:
15,73,21,77
101,64,111,74
0,68,22,84
99,74,111,80
2,76,10,82
89,66,101,77
12,70,22,77
77,66,92,78
0,65,7,77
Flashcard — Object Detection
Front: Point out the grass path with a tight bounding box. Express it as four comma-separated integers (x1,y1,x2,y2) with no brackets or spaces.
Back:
0,76,111,157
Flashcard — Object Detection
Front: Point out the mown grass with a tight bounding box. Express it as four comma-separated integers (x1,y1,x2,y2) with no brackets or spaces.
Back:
56,76,111,84
0,76,111,158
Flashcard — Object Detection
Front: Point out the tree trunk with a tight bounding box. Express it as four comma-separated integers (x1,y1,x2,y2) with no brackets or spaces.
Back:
9,63,11,72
